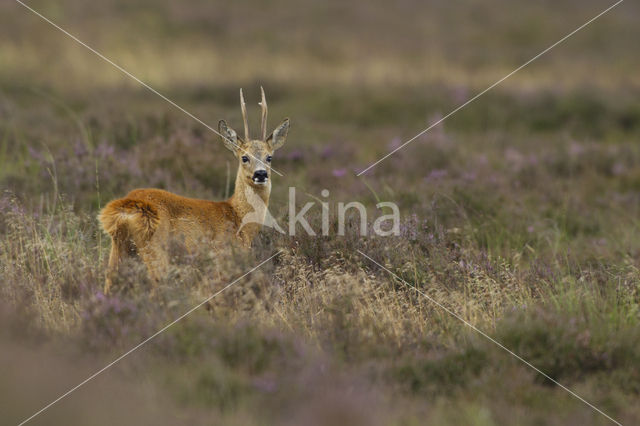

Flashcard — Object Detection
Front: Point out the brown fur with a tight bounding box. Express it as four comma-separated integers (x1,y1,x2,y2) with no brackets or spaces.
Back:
99,88,289,294
99,188,246,294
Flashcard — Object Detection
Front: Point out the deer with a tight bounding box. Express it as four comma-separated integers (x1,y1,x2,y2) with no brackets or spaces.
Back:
98,87,289,294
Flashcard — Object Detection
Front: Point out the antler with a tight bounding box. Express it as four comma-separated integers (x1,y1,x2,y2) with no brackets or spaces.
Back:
260,86,268,141
240,88,250,141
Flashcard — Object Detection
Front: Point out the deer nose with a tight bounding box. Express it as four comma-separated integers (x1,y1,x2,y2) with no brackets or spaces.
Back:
253,170,268,182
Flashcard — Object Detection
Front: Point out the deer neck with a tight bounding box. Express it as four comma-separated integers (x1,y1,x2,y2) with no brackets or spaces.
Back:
228,168,271,230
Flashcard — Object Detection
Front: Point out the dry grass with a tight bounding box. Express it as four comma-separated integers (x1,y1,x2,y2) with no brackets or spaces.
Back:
2,0,640,424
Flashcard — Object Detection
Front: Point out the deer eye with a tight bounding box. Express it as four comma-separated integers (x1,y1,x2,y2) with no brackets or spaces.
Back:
266,155,272,163
241,156,249,163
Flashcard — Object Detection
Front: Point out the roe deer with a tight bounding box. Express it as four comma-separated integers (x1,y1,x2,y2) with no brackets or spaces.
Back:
99,87,289,294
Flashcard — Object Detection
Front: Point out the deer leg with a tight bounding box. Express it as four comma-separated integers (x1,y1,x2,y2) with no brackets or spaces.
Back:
104,227,140,294
139,241,169,291
104,236,122,295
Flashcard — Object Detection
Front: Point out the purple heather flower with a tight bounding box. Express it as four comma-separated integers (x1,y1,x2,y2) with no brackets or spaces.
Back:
253,377,277,393
96,142,115,159
321,146,335,158
387,137,401,150
288,149,304,161
476,154,489,166
426,169,447,181
569,142,585,157
612,162,625,176
73,140,88,158
505,148,523,167
332,168,347,177
452,85,469,103
28,146,46,163
462,172,477,182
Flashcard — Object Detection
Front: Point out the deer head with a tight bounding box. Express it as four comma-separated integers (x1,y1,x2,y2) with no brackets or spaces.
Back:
218,87,289,189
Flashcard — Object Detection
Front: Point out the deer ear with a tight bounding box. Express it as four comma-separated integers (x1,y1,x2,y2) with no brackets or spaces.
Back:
267,118,289,151
218,120,241,154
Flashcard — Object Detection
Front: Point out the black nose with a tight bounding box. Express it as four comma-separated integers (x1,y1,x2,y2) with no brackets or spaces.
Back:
253,170,268,181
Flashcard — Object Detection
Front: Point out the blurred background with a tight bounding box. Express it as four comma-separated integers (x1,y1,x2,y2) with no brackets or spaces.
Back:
1,0,639,206
1,0,640,425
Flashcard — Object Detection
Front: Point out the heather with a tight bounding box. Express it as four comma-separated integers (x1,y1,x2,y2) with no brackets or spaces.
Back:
1,0,640,424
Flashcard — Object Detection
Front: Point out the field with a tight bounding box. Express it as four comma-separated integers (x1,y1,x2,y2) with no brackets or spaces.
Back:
1,0,640,424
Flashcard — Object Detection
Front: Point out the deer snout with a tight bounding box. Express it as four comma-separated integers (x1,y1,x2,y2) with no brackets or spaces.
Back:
252,169,268,183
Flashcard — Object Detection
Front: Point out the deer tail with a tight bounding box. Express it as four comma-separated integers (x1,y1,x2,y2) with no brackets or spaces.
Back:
98,198,160,243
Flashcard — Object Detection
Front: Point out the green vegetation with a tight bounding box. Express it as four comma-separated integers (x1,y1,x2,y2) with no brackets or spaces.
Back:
1,0,639,424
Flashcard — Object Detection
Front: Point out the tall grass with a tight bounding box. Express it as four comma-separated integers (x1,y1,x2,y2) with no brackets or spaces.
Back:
2,0,640,424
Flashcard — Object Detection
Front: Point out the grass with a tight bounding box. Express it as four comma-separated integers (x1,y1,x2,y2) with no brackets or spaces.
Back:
1,0,640,424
